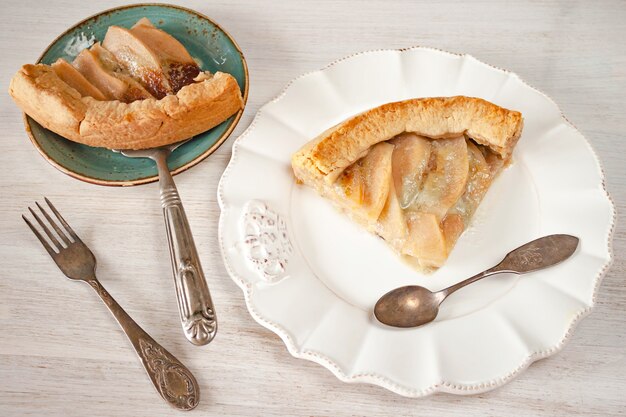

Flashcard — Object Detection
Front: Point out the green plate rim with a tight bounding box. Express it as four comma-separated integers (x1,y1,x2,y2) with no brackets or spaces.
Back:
22,2,249,187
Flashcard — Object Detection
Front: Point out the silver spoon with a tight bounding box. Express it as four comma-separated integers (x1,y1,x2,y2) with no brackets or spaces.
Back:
374,234,579,328
115,141,217,345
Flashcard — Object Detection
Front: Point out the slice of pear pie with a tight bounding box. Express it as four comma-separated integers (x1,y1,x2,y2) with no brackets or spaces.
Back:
291,96,523,271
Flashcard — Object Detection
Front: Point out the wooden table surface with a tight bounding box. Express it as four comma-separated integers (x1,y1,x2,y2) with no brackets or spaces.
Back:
1,1,624,416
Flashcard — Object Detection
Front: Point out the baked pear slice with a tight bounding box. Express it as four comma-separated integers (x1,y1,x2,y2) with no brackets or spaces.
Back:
335,141,394,223
403,212,447,269
51,59,106,100
389,132,432,209
90,43,154,100
292,96,523,271
130,18,200,92
407,135,469,219
102,18,200,98
72,46,153,103
377,174,407,252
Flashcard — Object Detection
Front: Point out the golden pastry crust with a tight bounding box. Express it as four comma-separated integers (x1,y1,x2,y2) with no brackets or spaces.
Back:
9,64,243,149
292,96,523,184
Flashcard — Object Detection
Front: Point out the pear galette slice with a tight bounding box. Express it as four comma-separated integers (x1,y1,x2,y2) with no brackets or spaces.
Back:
291,96,523,270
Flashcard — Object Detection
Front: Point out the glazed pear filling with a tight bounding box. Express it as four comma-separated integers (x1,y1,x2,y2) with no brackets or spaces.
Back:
51,17,201,103
334,132,503,269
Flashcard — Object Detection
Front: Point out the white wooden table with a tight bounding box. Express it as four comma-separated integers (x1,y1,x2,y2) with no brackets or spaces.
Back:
1,1,624,415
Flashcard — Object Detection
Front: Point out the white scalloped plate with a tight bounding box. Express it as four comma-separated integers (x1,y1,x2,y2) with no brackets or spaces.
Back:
217,47,615,396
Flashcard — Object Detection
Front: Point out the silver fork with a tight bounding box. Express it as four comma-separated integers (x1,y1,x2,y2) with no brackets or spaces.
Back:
23,198,200,411
115,141,217,346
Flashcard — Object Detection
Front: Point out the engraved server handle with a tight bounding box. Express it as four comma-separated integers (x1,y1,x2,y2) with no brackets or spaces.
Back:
154,151,217,346
87,280,200,410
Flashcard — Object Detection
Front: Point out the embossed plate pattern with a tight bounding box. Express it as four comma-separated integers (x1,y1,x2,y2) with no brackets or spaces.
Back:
217,47,615,396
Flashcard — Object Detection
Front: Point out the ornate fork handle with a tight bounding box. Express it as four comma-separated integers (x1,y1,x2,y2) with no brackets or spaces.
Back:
87,280,199,411
155,151,217,346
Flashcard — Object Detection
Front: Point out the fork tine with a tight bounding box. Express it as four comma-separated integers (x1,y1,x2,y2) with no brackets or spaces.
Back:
44,197,79,241
23,215,57,256
35,201,71,246
28,207,63,250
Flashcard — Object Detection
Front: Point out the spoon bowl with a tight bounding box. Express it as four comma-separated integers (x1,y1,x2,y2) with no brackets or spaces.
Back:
374,285,443,328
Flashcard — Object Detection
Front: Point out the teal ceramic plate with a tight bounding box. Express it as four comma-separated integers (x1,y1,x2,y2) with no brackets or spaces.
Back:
23,3,248,186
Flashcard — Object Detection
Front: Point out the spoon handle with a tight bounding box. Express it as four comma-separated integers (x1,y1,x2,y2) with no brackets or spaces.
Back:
438,234,579,298
494,234,579,273
154,150,217,346
437,268,500,299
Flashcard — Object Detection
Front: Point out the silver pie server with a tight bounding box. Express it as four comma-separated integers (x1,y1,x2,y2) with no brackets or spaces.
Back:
114,141,217,345
374,234,579,328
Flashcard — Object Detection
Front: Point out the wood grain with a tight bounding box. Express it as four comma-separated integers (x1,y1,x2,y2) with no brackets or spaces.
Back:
1,0,624,416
